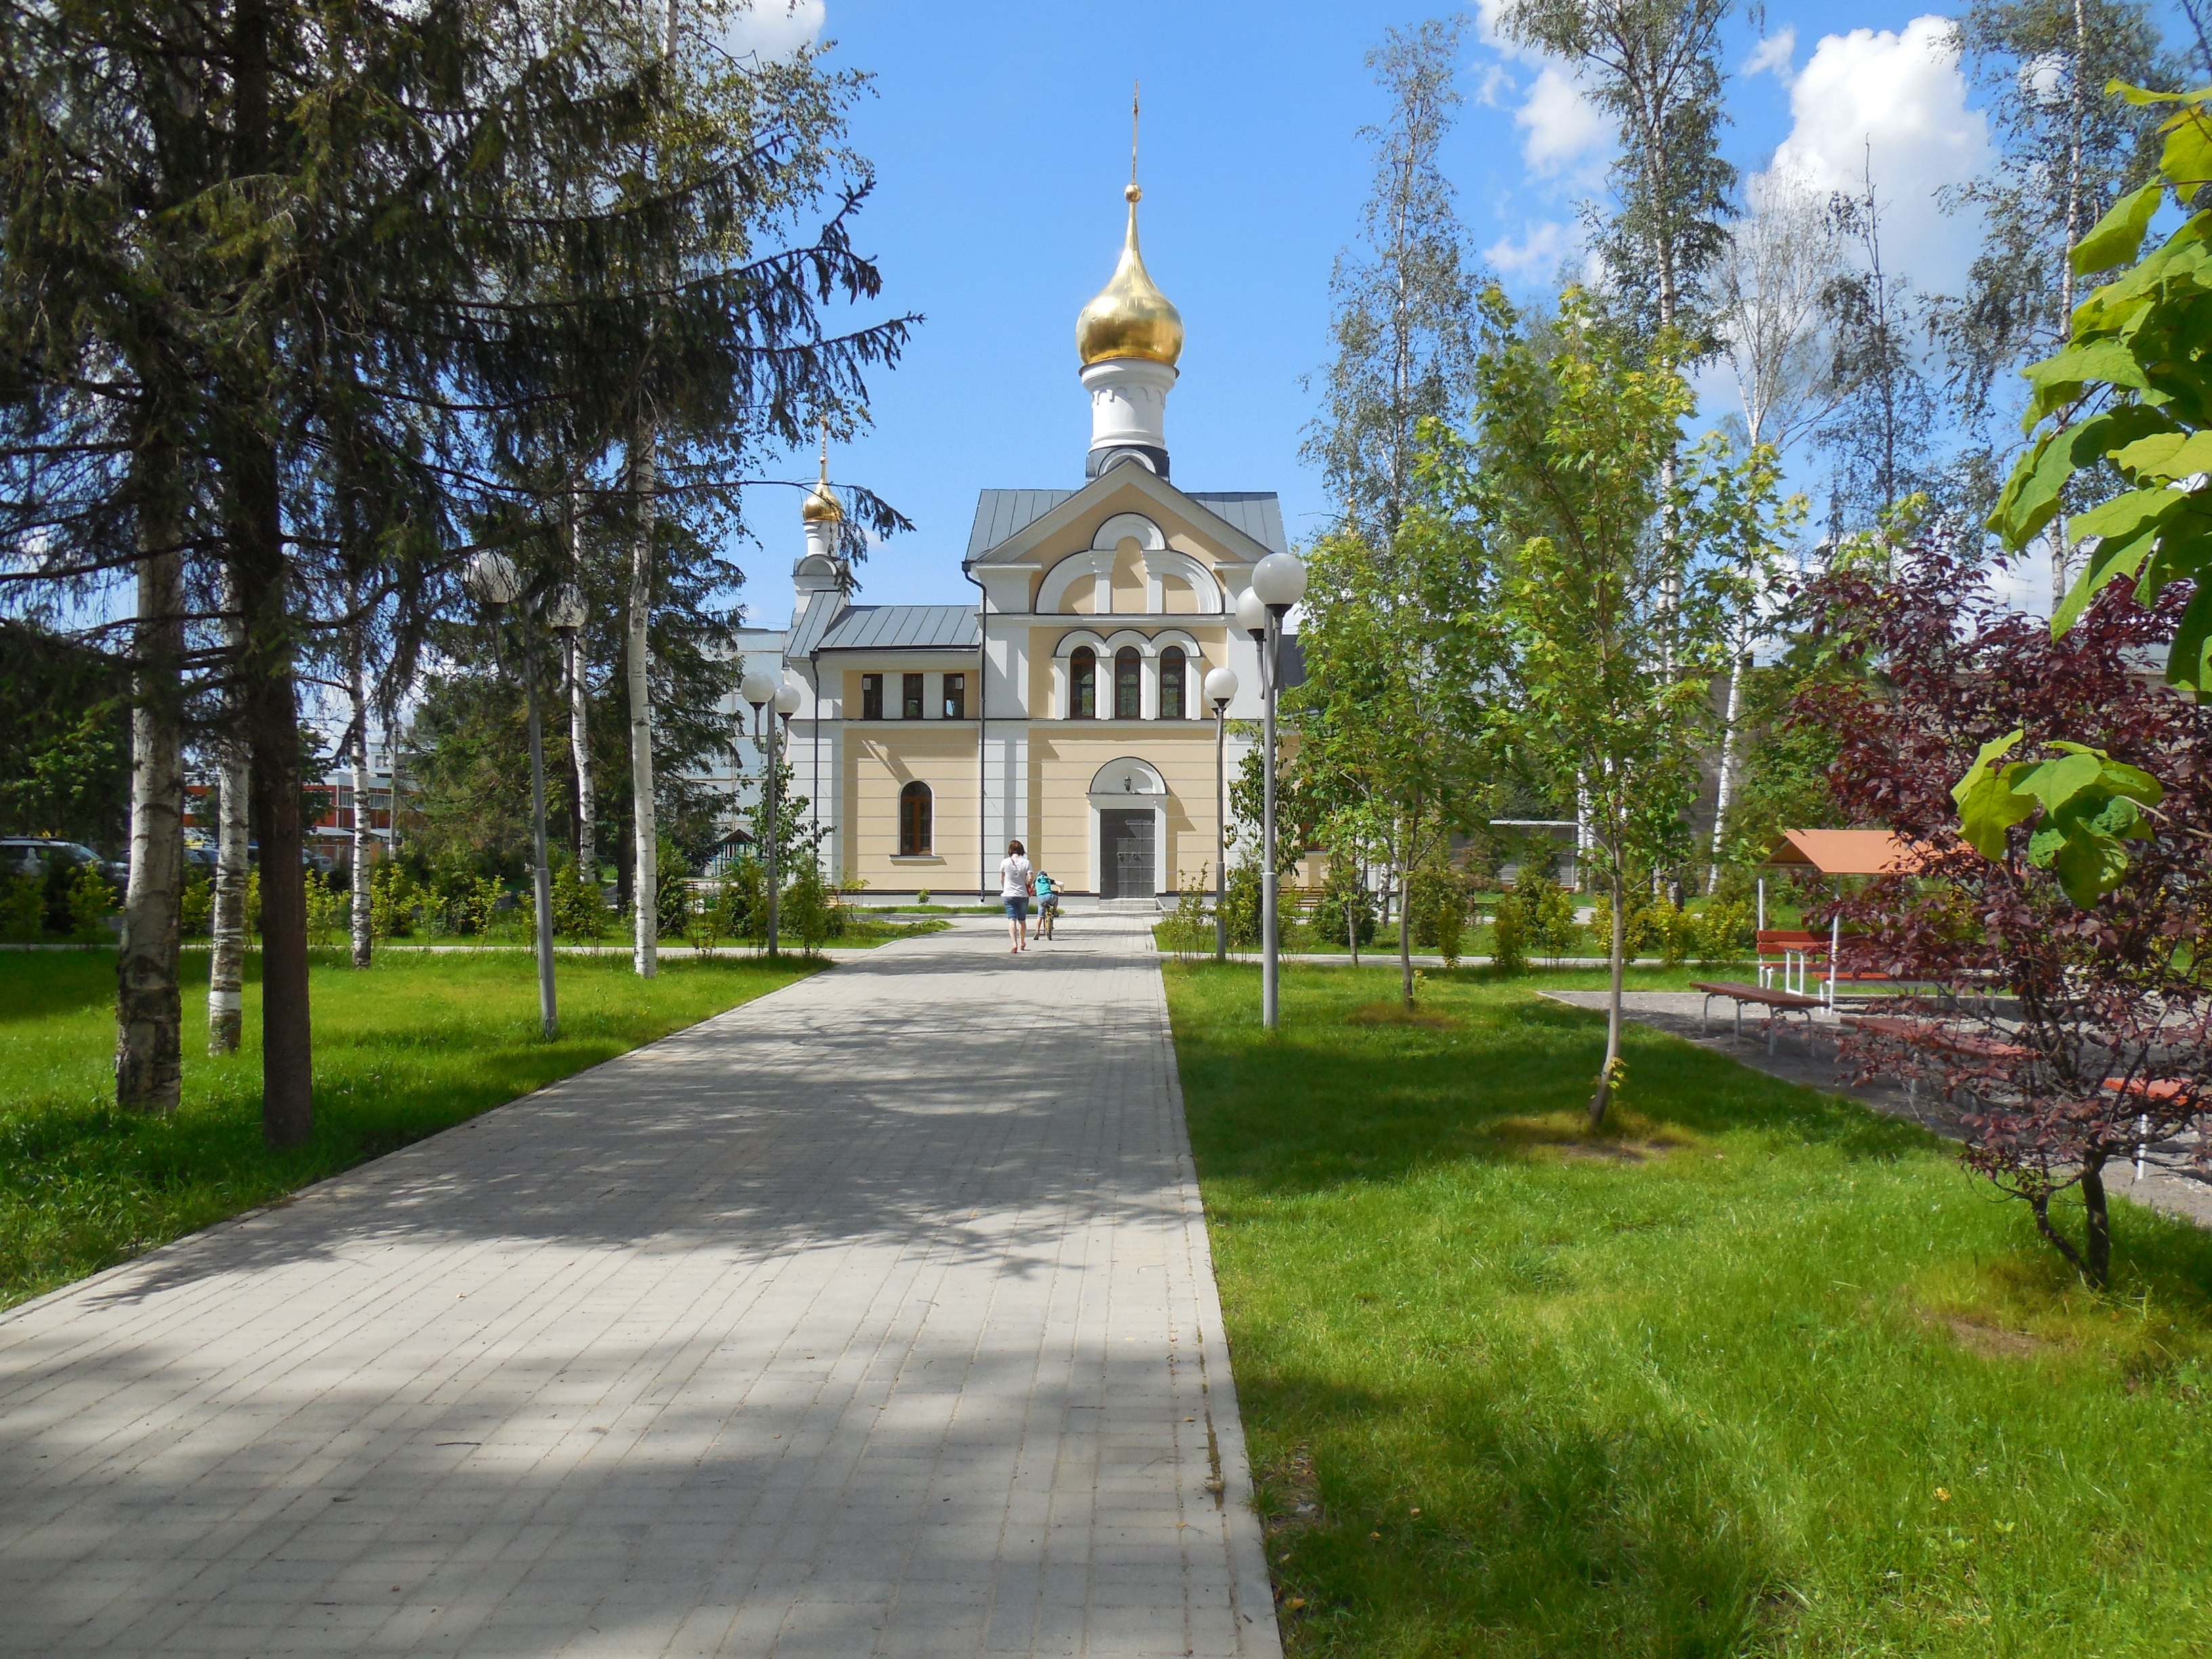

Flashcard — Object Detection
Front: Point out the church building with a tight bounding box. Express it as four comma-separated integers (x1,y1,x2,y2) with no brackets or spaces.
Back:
740,173,1296,904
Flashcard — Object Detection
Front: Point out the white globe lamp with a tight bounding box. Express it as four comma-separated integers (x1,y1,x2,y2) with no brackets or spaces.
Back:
1234,586,1268,637
1251,551,1307,612
464,551,523,606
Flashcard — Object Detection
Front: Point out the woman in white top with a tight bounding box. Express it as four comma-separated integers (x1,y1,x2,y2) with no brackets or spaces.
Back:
998,839,1035,954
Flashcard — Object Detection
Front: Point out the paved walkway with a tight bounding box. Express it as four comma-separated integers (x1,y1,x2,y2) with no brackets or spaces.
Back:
0,918,1279,1658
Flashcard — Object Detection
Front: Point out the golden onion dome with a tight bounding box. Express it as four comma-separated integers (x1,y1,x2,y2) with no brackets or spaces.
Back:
1076,184,1183,368
801,480,841,524
801,449,842,524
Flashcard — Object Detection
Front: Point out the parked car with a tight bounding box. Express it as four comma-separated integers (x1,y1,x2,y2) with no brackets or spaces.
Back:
0,838,127,887
243,841,337,874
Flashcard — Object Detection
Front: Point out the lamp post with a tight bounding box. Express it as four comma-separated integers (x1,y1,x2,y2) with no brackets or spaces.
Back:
466,551,559,1040
740,668,777,954
1240,550,1307,1030
1204,665,1237,963
771,678,802,951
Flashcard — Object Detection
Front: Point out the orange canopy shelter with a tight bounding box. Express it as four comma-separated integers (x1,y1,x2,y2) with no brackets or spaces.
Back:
1763,829,1926,877
1757,830,1927,1004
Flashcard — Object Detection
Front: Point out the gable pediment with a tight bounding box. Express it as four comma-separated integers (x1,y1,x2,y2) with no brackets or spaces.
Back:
966,466,1279,577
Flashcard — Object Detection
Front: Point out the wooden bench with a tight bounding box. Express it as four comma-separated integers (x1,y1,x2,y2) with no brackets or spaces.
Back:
1842,1012,2033,1113
1691,980,1826,1054
1758,928,1900,1002
1844,1014,2028,1062
1756,930,1823,994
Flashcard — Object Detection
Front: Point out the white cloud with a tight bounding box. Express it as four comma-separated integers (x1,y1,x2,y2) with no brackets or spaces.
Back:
1744,26,1797,83
1517,64,1608,176
1469,0,1610,178
1486,220,1569,276
1769,16,1990,295
1470,0,1544,66
714,0,823,62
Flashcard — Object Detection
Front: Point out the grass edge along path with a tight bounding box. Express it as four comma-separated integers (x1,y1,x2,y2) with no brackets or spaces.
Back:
1165,960,2212,1658
1,949,821,1312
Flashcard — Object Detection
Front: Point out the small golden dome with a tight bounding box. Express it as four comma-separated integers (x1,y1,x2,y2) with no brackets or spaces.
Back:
1076,184,1183,368
802,436,842,524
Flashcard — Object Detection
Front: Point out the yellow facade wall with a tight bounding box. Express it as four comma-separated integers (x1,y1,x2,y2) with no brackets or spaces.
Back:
1025,727,1229,895
842,729,979,888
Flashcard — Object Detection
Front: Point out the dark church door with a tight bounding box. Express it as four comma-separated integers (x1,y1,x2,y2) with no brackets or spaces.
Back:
1099,810,1155,900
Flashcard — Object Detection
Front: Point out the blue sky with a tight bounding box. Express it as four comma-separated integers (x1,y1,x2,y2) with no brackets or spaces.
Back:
729,1,2182,617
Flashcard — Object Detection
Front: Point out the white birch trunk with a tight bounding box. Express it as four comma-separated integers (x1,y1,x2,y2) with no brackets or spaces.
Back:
348,586,373,968
116,478,186,1111
1707,642,1748,893
569,614,596,882
209,569,250,1056
627,414,659,977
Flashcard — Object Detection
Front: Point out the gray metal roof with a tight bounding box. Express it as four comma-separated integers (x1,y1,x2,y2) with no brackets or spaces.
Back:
964,485,1288,560
965,489,1078,558
815,605,980,651
785,588,844,657
1185,492,1288,554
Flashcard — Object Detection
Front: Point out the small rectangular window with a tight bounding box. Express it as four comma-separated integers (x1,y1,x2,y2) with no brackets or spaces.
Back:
943,674,966,720
861,674,883,720
902,672,925,720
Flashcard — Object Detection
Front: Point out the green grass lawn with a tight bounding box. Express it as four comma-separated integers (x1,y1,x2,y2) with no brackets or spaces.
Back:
1166,962,2212,1658
0,947,818,1311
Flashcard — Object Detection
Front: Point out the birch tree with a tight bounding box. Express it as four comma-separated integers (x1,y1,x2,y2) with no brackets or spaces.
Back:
1935,0,2171,605
1706,169,1841,888
115,443,186,1111
346,579,374,968
1500,0,1738,655
1500,0,1738,348
1304,16,1481,541
209,573,250,1056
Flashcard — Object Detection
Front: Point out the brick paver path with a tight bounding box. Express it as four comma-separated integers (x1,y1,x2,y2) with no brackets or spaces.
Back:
0,918,1279,1658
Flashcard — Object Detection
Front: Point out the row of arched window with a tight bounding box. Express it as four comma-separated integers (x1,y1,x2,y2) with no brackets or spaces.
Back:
1069,646,1188,720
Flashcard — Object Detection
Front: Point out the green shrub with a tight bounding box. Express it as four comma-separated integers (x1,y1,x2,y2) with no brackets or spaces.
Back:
722,858,764,944
303,872,346,945
1312,882,1376,950
65,862,114,942
369,863,415,939
552,858,608,945
1161,867,1213,959
0,872,43,942
1625,896,1696,967
915,888,930,906
1695,897,1754,965
783,861,835,953
1488,897,1527,974
1503,868,1581,962
179,869,212,937
464,874,501,937
1409,866,1465,966
684,881,722,955
653,840,691,939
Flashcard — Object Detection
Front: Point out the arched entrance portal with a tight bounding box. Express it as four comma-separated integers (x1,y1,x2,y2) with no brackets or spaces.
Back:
1088,758,1166,900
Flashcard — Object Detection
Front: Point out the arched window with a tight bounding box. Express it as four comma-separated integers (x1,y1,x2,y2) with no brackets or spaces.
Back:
899,781,933,856
1160,647,1186,719
1115,647,1142,719
1071,649,1097,719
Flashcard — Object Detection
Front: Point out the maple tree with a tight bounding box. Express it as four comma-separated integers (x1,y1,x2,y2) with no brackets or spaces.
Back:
1807,542,2211,1287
